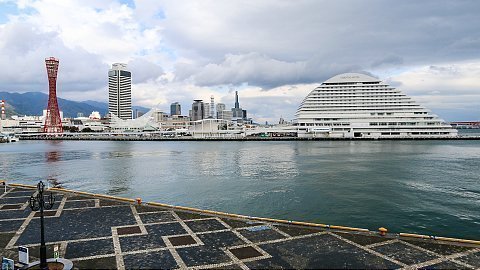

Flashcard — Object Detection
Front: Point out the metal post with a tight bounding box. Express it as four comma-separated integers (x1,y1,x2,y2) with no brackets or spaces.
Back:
29,181,55,270
40,199,46,268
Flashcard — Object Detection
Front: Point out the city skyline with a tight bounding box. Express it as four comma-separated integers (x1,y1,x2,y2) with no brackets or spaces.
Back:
0,1,479,122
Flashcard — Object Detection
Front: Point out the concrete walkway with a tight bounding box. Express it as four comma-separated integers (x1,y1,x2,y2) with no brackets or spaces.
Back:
1,185,479,269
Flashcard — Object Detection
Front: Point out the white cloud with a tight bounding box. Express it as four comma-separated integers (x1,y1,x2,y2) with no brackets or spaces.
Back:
389,61,480,120
0,0,479,121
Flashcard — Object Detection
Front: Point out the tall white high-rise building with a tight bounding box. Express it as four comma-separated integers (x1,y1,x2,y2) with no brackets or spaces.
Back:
210,95,215,118
204,103,211,118
216,103,226,119
296,73,457,138
108,63,132,120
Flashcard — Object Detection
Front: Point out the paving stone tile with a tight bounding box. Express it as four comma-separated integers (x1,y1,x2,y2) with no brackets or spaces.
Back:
34,210,56,217
16,206,136,245
455,251,480,268
0,197,29,205
65,239,114,259
198,231,246,248
2,190,34,197
0,233,15,249
0,208,30,219
139,211,176,224
220,218,260,229
0,188,12,195
169,235,197,246
372,241,440,265
210,263,243,269
67,195,91,201
274,225,323,237
123,250,177,269
0,219,24,232
72,256,117,269
335,232,391,246
238,226,286,242
99,199,125,207
63,200,96,209
185,219,227,233
120,222,186,252
177,245,231,267
135,205,163,213
117,226,142,236
230,246,263,260
404,240,474,255
245,234,400,269
0,204,23,210
146,222,187,236
420,260,474,269
1,189,477,269
175,211,211,220
119,234,166,252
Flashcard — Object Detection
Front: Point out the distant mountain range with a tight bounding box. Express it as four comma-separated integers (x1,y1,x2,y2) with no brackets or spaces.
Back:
0,91,149,118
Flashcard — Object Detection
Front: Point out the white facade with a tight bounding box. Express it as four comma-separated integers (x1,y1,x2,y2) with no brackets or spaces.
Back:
108,63,132,120
89,111,101,119
296,73,457,138
109,108,159,132
217,110,233,120
204,103,211,118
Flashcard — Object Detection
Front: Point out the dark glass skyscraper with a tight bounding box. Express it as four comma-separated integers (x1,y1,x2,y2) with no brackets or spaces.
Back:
170,102,181,116
191,100,204,121
231,91,246,119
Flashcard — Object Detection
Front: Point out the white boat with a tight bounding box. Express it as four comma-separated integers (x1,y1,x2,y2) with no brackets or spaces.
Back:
1,132,19,142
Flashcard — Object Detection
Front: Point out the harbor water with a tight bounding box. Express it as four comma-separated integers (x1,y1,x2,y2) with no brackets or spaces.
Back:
1,139,479,240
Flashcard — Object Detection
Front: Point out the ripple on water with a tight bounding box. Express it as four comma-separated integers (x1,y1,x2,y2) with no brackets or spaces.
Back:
1,140,480,239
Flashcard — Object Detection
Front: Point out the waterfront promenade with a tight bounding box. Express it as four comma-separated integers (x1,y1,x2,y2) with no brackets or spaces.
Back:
17,134,480,141
1,183,479,269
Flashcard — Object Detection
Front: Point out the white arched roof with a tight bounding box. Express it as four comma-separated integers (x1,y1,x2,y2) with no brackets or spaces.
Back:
324,73,380,83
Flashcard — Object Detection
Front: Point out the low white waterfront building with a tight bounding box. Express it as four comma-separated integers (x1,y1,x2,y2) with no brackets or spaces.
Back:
296,73,458,138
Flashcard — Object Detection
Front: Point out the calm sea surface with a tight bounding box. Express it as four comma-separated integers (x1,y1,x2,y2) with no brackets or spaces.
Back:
1,138,479,239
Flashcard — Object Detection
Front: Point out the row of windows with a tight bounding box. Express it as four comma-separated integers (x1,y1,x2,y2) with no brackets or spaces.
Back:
316,87,393,91
304,102,415,106
313,89,398,92
298,123,448,129
301,105,420,110
370,122,441,126
309,94,405,98
308,95,407,99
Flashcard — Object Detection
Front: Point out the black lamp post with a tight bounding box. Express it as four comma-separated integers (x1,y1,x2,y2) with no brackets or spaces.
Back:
29,181,55,270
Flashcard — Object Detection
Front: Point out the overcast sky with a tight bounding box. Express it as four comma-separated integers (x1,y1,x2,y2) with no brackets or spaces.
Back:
0,0,479,122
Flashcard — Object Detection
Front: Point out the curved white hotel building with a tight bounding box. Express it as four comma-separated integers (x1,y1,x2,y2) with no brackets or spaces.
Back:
296,73,457,138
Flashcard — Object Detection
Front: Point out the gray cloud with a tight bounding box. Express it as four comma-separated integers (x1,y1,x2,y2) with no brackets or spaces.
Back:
371,56,404,68
0,20,108,93
127,58,164,83
175,53,369,88
1,0,480,121
156,0,480,87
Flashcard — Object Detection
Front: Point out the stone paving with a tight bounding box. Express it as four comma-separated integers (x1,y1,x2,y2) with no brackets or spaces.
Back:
1,186,480,269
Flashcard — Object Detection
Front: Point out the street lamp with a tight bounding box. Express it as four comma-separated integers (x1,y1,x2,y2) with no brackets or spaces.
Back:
29,181,55,270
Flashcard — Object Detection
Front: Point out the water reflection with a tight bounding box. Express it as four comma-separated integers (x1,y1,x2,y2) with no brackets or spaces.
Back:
238,143,299,180
44,141,63,187
2,140,480,239
103,142,134,195
46,151,60,163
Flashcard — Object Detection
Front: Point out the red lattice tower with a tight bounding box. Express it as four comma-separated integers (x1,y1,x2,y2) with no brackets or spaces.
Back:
43,57,63,133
